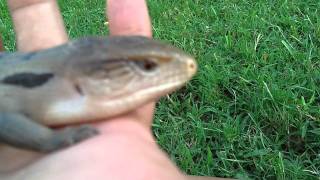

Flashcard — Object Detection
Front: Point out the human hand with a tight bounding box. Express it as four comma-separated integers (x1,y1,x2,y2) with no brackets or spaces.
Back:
0,0,187,179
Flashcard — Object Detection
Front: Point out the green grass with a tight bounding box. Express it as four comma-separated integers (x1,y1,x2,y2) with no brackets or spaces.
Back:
1,0,320,179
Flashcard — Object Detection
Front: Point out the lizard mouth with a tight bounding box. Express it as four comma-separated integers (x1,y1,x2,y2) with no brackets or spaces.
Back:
129,69,194,103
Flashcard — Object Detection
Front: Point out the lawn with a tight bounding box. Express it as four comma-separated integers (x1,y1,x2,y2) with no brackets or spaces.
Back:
0,0,320,179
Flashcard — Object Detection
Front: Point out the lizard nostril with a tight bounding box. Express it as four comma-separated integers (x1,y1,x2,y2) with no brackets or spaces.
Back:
189,61,195,69
186,58,197,77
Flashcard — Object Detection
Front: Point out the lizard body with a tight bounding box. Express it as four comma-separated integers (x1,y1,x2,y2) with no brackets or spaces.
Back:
0,36,197,152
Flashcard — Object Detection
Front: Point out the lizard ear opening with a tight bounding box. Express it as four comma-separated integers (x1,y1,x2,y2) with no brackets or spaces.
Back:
74,83,84,96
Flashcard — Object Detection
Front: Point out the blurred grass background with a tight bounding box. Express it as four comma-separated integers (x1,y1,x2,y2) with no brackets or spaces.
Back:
0,0,319,179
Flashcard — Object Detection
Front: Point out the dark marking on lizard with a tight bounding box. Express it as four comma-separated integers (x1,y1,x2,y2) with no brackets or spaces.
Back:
74,83,84,96
2,72,54,88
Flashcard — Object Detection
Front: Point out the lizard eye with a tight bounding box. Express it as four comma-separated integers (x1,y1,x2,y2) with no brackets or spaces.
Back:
134,59,158,72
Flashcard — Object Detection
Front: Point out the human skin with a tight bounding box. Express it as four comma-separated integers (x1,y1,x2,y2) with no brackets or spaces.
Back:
0,0,228,180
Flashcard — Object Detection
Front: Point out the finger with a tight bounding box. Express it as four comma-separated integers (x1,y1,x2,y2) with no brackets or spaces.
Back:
107,0,152,37
7,0,68,52
0,36,3,51
106,0,154,126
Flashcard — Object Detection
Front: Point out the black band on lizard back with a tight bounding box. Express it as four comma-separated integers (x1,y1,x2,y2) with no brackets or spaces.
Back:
1,72,54,88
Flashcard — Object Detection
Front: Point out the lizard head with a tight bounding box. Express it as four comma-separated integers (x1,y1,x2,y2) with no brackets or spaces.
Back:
66,36,197,117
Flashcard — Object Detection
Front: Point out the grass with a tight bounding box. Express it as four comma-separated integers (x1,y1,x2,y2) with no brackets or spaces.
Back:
0,0,320,179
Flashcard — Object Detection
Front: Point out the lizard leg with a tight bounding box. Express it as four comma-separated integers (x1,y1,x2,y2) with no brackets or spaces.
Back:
0,113,98,152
